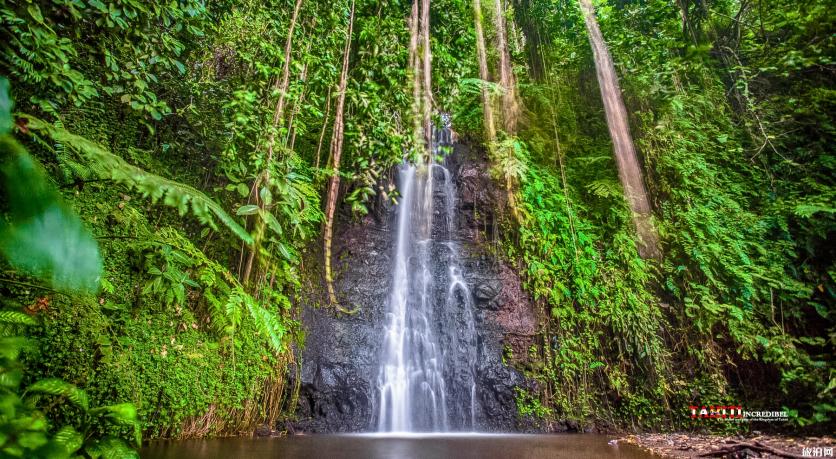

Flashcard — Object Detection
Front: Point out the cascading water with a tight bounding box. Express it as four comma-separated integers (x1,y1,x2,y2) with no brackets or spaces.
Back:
376,117,479,433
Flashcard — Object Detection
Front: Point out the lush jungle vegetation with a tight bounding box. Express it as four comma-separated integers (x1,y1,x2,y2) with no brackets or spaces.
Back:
0,0,832,456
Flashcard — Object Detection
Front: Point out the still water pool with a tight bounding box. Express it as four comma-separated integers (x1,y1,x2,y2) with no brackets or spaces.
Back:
141,433,653,458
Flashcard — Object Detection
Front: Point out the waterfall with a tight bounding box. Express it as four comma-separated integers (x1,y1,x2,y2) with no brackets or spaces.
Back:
377,117,479,433
579,0,661,259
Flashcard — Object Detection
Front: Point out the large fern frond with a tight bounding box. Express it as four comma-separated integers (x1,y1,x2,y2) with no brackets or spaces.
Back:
460,78,504,97
245,299,286,353
585,179,623,199
24,116,253,245
26,378,90,410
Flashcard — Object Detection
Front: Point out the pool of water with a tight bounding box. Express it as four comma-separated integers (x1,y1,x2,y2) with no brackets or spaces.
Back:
141,433,652,459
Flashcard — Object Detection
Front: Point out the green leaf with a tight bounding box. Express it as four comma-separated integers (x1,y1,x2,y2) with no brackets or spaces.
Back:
52,426,83,455
235,183,250,197
0,138,101,293
0,310,36,326
85,437,139,459
27,379,89,410
23,116,253,245
261,211,282,236
0,78,11,135
794,203,835,218
0,337,34,360
90,403,138,426
236,205,259,215
90,403,142,446
259,186,272,206
88,0,108,12
26,5,43,22
277,242,293,261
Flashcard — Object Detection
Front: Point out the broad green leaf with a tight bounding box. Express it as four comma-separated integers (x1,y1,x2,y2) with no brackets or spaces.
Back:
23,116,253,245
0,78,11,135
236,204,259,215
26,378,89,410
52,426,83,454
0,138,101,293
85,437,139,459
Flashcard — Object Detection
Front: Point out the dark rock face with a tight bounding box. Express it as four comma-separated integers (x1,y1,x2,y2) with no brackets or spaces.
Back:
292,219,390,433
291,142,537,433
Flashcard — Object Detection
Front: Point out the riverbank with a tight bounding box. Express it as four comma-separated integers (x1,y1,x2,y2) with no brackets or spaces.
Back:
616,433,835,458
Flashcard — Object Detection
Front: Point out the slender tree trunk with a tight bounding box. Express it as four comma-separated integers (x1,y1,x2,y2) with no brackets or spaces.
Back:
315,87,332,169
286,23,315,150
408,0,423,153
493,0,520,133
242,0,305,285
579,0,661,259
488,0,522,224
420,0,433,155
271,0,305,145
472,0,496,141
323,0,355,310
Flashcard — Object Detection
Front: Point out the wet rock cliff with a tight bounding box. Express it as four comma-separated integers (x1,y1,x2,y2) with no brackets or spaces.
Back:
290,142,537,433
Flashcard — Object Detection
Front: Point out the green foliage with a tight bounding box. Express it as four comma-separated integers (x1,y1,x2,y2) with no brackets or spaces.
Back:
24,116,253,245
0,138,102,293
596,0,834,427
27,378,90,411
0,308,140,458
514,387,552,419
148,227,292,354
0,80,101,293
0,0,831,441
489,135,529,190
0,0,206,118
493,0,834,431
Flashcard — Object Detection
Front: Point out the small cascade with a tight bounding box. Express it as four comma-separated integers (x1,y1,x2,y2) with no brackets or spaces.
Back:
377,116,480,432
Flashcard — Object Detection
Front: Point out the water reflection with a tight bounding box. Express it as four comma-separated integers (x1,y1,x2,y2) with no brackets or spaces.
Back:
142,434,653,459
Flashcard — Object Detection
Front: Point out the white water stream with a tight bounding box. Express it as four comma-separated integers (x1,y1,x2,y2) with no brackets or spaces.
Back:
377,120,478,432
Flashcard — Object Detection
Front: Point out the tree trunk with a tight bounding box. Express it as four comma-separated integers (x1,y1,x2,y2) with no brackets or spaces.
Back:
420,0,433,155
408,0,423,153
493,0,520,133
578,0,661,259
241,0,305,286
323,0,355,310
472,0,496,141
314,87,332,170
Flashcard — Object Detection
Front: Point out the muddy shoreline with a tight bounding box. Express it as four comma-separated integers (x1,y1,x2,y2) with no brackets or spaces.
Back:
616,433,835,458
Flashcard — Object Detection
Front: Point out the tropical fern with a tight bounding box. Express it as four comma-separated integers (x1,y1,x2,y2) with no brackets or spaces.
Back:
245,295,287,352
152,227,290,354
585,179,623,199
460,77,504,97
0,307,140,457
26,378,90,410
24,116,253,245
